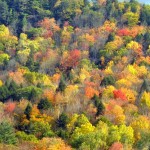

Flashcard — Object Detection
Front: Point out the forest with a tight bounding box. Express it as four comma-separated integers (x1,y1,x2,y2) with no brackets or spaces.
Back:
0,0,150,149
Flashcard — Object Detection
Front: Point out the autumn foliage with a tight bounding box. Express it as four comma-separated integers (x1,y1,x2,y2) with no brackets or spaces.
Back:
0,0,150,149
109,142,123,150
61,49,81,70
113,90,127,101
85,86,99,99
4,102,16,113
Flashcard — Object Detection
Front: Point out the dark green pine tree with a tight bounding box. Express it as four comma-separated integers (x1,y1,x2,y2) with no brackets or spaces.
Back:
0,121,17,145
26,50,39,72
24,103,32,120
56,113,69,129
92,95,105,116
56,113,69,139
0,85,10,102
106,33,115,43
57,75,66,92
28,88,39,101
6,80,19,100
0,1,9,25
101,75,115,86
37,98,52,110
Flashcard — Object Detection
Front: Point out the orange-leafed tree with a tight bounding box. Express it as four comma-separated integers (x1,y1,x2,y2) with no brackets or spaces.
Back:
120,88,137,104
38,18,60,38
105,102,125,125
39,18,60,31
52,73,61,85
4,101,16,113
43,90,55,104
35,137,72,150
85,86,99,99
129,26,144,38
109,142,123,150
61,49,81,70
8,70,26,85
117,26,144,38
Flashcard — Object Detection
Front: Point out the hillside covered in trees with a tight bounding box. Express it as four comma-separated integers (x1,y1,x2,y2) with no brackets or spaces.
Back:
0,0,150,149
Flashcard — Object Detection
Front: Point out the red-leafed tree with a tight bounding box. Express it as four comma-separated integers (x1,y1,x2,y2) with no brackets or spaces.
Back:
117,26,144,38
113,90,127,101
117,28,130,36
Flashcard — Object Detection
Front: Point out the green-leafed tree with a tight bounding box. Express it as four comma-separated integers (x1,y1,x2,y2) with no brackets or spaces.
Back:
37,98,52,110
0,121,17,145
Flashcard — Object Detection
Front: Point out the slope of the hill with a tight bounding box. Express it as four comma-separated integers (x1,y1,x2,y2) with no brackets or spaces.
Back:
0,0,150,150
